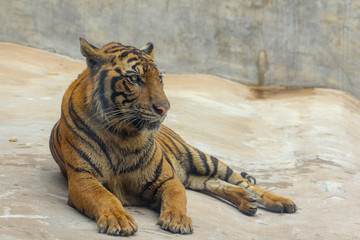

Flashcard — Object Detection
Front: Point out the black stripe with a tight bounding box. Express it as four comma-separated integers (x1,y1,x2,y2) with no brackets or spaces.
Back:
122,80,131,92
105,46,123,53
66,161,92,174
107,48,123,53
65,137,103,177
210,156,218,178
123,135,154,156
127,57,138,63
62,109,97,153
110,76,133,103
125,70,137,75
50,135,65,164
98,70,110,111
235,180,243,185
161,126,182,143
117,148,148,175
183,174,190,187
158,138,174,154
121,96,137,104
77,73,87,82
141,144,158,170
163,151,174,170
160,130,182,155
88,59,97,67
115,68,122,75
131,62,141,71
120,48,145,59
161,127,196,173
157,139,169,153
241,172,256,184
111,56,117,66
119,51,131,59
117,138,156,172
182,144,196,173
151,157,176,200
117,157,142,174
156,174,175,193
152,173,175,200
139,157,163,197
143,144,158,167
55,122,61,143
197,150,210,175
68,82,115,172
224,166,233,182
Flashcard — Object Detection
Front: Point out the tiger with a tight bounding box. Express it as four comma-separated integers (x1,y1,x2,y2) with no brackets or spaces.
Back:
49,38,297,236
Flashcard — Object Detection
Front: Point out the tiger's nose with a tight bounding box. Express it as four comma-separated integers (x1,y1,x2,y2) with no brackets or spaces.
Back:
153,104,170,116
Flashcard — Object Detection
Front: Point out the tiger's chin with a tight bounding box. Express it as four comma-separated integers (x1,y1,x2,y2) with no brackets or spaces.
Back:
133,118,162,132
142,121,162,132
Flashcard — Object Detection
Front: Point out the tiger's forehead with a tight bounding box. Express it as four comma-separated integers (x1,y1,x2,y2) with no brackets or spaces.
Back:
100,42,152,61
100,42,157,75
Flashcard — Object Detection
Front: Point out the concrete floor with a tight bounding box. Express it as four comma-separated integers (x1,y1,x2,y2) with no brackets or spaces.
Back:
1,43,360,240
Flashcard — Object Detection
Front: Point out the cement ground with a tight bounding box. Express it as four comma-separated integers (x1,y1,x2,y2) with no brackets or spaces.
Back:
0,43,360,240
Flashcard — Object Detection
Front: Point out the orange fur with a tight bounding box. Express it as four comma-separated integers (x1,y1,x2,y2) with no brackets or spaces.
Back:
49,38,296,236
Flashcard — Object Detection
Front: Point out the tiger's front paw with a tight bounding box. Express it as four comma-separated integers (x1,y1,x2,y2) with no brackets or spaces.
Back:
97,211,138,236
157,210,193,234
237,194,258,216
263,195,297,213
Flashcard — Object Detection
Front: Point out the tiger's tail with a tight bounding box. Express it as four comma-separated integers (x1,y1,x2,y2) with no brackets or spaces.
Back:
182,146,296,214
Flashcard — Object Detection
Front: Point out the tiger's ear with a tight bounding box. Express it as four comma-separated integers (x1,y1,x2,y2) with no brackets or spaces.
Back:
140,42,155,59
79,38,103,69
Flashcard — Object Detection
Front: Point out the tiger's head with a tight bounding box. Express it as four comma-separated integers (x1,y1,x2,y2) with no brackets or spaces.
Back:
80,38,170,133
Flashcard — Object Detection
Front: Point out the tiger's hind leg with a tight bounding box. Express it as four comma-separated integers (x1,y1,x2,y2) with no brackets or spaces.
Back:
185,175,258,215
183,148,297,214
159,126,296,214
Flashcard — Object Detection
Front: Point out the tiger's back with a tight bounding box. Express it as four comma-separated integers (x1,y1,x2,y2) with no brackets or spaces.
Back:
49,38,296,236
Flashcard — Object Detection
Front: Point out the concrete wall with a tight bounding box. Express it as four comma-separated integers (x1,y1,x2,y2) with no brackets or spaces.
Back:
1,0,359,97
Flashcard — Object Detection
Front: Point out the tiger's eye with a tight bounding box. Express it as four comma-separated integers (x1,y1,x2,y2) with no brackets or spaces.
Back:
128,75,139,84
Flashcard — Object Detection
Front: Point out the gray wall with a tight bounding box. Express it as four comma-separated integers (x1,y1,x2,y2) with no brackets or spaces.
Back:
1,0,359,97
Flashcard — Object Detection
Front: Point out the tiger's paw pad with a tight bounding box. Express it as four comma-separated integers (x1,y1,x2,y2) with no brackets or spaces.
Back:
157,211,193,234
97,212,138,236
265,197,297,214
238,195,258,216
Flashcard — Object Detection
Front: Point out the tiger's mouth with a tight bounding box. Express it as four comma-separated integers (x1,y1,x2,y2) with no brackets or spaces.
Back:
124,105,167,132
132,112,167,131
98,107,165,133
